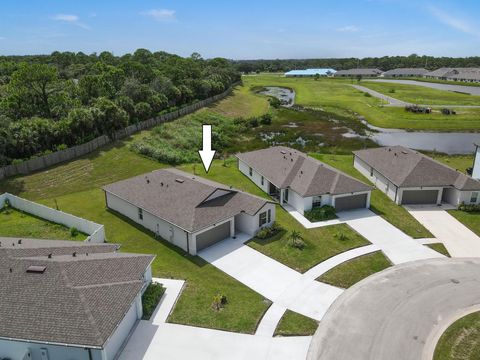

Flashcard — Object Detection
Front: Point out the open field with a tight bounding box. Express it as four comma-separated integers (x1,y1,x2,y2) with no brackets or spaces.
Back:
361,81,480,106
434,311,480,360
274,310,319,337
0,207,87,241
317,251,392,288
243,75,480,130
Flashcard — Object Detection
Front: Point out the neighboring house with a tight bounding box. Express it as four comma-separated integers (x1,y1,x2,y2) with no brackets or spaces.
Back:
334,68,383,77
424,67,480,83
354,146,480,206
284,68,336,77
0,238,154,360
236,146,372,214
473,143,480,180
103,168,275,255
381,68,428,77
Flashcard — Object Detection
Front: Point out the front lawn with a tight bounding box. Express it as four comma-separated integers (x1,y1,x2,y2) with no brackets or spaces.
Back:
0,207,87,241
426,243,451,257
274,310,319,337
312,153,433,238
317,251,392,288
434,311,480,360
448,210,480,237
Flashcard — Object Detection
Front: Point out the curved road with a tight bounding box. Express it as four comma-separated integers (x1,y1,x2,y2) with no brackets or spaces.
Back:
307,258,480,360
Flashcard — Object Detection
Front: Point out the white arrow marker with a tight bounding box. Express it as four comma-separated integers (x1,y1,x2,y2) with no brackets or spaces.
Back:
198,124,216,173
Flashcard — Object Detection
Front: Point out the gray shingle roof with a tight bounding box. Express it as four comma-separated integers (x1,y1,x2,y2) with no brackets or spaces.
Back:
0,238,154,348
103,169,272,232
354,146,480,190
382,68,428,76
334,68,382,76
425,67,480,81
236,146,372,197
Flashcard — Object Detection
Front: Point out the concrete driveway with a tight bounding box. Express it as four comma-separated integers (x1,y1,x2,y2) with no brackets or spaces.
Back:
307,258,480,360
407,205,480,257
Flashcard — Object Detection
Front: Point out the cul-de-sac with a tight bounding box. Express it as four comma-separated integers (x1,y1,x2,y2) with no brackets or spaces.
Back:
1,2,480,360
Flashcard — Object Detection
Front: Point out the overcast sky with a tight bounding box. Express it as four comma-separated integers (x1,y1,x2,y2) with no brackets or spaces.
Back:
1,0,480,59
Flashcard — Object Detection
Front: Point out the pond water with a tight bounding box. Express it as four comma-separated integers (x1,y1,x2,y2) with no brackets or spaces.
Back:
259,87,295,107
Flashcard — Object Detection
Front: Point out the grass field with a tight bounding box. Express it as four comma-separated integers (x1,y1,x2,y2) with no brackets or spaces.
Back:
274,310,319,337
244,75,480,130
448,210,480,237
361,81,480,106
434,311,480,360
312,153,433,238
0,207,87,241
317,251,392,288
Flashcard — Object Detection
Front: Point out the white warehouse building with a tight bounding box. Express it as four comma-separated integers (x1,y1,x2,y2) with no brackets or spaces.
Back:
103,168,275,255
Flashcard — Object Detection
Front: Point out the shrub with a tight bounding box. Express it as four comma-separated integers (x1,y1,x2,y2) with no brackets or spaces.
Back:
268,97,281,108
70,227,79,237
142,283,166,320
260,113,272,125
304,205,336,222
249,118,259,128
335,232,349,241
458,203,480,212
212,293,228,311
388,89,396,93
56,144,68,151
255,222,283,240
11,159,23,165
289,230,305,250
363,92,372,97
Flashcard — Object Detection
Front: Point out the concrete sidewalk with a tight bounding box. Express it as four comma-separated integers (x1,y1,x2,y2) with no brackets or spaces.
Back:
407,206,480,257
338,209,443,264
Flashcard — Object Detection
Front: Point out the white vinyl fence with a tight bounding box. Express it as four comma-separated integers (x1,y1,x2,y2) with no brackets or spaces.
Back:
1,193,105,243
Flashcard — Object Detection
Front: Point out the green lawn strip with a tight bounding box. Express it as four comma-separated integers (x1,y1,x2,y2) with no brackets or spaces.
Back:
311,153,433,239
426,243,451,257
361,81,480,106
36,188,270,334
142,283,166,320
425,153,474,174
434,311,480,360
180,159,370,273
274,310,319,337
0,207,87,241
448,210,480,237
317,251,392,289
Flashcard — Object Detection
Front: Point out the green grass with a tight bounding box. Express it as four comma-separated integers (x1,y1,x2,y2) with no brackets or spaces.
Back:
0,207,87,241
448,210,480,237
426,243,451,257
317,251,392,288
243,75,480,130
180,159,371,273
361,81,480,106
274,310,319,337
434,311,480,360
311,153,433,238
427,153,474,174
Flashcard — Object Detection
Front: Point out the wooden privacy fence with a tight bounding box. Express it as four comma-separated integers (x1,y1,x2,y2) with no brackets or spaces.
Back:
0,82,239,180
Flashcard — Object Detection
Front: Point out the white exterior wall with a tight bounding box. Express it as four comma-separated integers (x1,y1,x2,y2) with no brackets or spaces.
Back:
473,146,480,180
354,156,399,201
286,189,307,214
238,160,270,194
235,203,276,235
103,293,142,360
459,190,480,205
0,193,105,243
0,339,103,360
106,192,189,253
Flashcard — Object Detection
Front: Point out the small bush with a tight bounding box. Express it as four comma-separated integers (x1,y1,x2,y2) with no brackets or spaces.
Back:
458,203,480,212
289,230,306,250
255,222,283,240
56,144,68,151
260,113,272,125
212,293,228,311
11,159,23,165
388,89,395,93
304,205,336,222
142,283,166,320
335,232,349,241
249,118,259,128
70,227,79,237
268,97,281,108
363,92,372,97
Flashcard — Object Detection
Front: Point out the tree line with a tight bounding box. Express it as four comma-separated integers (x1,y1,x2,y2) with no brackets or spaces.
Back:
234,54,480,73
0,50,240,166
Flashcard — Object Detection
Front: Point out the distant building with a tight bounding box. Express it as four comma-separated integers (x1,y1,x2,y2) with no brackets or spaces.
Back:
284,68,336,77
334,68,383,77
424,68,480,83
0,238,154,360
381,68,428,78
473,143,480,180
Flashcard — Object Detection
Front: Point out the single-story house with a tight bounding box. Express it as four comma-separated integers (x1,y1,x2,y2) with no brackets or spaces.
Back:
424,68,480,83
0,238,154,360
284,68,336,77
236,146,372,214
103,169,275,255
354,146,480,206
334,68,383,77
381,68,428,78
473,143,480,180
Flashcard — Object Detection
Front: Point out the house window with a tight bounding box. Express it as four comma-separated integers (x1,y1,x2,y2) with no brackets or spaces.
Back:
370,167,374,177
259,211,267,227
312,196,322,208
261,176,264,186
249,167,253,176
471,192,479,203
138,208,143,220
267,209,271,223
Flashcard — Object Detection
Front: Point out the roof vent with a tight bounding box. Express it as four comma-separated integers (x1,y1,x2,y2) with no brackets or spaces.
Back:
18,239,22,245
26,265,46,274
401,151,408,155
280,150,286,154
47,253,52,259
161,182,164,187
72,252,77,257
175,178,185,184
